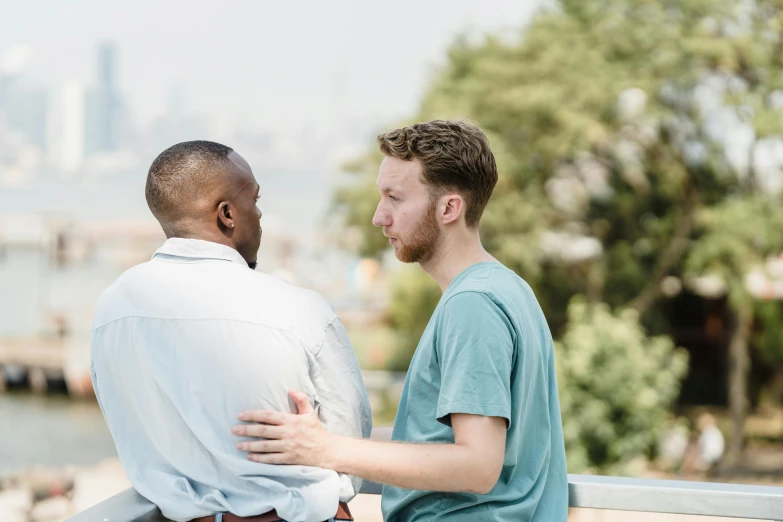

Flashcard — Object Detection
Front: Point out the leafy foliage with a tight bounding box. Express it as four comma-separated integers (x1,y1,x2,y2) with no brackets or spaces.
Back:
556,299,689,473
385,266,442,371
335,0,783,469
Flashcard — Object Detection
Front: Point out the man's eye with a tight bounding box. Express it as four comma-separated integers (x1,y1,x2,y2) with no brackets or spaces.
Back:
389,195,397,201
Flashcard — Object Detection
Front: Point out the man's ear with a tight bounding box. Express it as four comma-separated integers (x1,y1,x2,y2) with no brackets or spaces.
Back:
217,201,235,230
440,194,464,226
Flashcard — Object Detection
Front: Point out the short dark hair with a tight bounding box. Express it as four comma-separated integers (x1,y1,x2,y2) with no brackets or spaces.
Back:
376,120,498,228
146,140,234,220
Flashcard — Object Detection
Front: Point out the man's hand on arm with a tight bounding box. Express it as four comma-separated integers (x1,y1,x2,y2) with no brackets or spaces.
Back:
232,390,507,494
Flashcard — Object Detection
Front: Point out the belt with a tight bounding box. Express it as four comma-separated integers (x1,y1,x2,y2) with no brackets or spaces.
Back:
189,501,353,522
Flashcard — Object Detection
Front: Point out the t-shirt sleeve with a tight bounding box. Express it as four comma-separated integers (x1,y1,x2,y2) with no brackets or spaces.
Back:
435,291,515,427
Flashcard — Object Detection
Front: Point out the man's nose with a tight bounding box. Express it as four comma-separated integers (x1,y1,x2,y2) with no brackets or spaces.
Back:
372,202,389,227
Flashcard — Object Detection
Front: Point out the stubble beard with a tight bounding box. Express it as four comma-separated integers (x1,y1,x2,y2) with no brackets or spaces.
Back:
394,201,441,264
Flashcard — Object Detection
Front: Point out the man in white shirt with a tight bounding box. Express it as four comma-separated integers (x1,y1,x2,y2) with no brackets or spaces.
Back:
90,141,372,522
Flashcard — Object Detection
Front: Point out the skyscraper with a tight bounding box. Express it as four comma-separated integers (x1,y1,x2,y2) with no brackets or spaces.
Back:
0,46,48,150
2,79,48,149
84,42,122,155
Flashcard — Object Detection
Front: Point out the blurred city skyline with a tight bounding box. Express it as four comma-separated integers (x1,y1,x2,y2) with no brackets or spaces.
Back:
1,0,542,127
0,0,544,238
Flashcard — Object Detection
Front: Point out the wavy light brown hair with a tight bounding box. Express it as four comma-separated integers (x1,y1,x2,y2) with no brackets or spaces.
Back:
376,119,498,228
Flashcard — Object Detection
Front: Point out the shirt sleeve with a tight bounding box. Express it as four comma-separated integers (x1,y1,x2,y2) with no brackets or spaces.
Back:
435,291,515,427
89,332,109,424
89,360,106,418
309,317,372,501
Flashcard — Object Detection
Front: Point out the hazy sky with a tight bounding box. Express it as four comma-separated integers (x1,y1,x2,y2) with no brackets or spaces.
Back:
1,0,541,130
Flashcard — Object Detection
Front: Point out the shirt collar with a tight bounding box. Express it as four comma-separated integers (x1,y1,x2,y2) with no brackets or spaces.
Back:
153,238,248,266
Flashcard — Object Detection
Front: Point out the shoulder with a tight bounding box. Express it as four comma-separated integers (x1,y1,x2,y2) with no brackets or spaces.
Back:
283,284,339,350
444,264,527,309
440,291,510,333
439,287,512,336
291,285,337,325
253,271,333,312
466,264,540,312
92,262,155,329
439,264,537,337
443,289,496,310
244,271,337,329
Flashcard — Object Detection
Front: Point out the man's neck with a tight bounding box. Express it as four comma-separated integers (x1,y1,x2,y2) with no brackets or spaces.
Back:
420,230,497,292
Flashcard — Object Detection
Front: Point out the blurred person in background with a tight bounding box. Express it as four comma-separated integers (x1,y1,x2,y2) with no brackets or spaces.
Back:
233,121,568,522
682,412,725,475
90,141,371,522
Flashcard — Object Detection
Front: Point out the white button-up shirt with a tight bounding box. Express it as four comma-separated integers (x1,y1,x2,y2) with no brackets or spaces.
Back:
90,238,372,522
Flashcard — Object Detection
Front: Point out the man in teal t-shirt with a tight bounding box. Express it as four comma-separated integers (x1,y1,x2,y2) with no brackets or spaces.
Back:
234,120,568,522
382,261,566,521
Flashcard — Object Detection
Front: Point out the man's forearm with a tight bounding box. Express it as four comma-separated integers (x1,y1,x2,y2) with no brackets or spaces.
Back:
326,436,497,494
236,396,505,492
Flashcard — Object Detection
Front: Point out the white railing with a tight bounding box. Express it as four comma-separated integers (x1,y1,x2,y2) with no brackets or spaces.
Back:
63,426,783,521
65,474,783,521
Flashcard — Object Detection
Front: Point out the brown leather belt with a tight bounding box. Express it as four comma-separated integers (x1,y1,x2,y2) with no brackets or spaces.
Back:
189,501,353,522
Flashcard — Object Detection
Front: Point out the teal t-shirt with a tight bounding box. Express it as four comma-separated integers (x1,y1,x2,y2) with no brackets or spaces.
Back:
381,262,568,522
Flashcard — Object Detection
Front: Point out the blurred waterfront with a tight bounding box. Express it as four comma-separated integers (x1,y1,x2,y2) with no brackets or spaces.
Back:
0,393,115,479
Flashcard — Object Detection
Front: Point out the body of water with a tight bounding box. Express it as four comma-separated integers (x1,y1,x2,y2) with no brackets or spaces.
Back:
0,393,117,478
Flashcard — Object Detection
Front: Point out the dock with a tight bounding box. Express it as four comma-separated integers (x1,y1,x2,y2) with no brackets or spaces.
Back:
0,338,92,397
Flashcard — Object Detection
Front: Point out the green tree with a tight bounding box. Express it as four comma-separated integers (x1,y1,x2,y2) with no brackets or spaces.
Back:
335,0,783,468
753,300,783,405
337,0,783,322
685,197,783,460
556,299,688,473
385,266,442,371
334,152,390,257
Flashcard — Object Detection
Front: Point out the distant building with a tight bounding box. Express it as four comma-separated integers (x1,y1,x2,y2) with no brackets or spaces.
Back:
84,42,123,156
0,45,47,151
0,77,48,149
60,79,86,173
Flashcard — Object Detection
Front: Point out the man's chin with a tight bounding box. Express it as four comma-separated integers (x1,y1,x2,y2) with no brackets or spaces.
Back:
394,247,417,264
